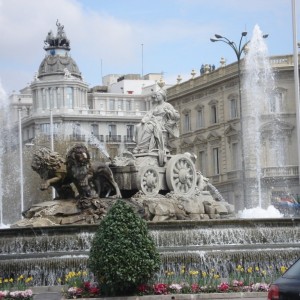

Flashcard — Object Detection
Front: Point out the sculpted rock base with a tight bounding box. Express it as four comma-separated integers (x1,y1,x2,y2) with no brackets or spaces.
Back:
11,192,235,228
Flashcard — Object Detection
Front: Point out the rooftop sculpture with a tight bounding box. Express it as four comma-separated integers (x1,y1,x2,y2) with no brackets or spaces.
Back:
44,19,70,50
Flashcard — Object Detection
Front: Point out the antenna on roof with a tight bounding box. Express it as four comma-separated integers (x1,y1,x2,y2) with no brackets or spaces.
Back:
100,59,103,85
141,43,144,78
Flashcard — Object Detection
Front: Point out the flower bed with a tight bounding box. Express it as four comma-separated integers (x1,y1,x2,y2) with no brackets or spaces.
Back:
0,262,288,299
0,289,33,300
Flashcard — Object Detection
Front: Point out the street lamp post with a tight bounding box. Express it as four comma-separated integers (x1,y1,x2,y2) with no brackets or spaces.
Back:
49,107,55,199
210,32,250,207
18,99,24,217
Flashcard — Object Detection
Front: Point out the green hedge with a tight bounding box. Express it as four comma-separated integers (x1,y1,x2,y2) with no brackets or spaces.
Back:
88,200,161,296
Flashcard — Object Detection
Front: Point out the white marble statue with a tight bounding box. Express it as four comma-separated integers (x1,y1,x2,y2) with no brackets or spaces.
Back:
133,89,180,154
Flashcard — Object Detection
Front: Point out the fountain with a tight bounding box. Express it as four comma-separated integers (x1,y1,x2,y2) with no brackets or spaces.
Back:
0,24,299,288
0,81,7,227
0,81,16,228
239,25,290,218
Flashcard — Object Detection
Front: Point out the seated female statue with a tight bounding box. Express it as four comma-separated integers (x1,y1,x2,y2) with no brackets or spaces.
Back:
133,89,180,154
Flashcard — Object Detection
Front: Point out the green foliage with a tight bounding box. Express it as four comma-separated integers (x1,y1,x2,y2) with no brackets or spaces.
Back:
88,200,161,296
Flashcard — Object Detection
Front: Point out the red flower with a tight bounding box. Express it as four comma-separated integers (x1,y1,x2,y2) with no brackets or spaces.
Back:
84,281,91,290
89,287,100,295
75,287,84,295
138,284,150,293
218,282,229,292
153,283,168,294
191,283,200,293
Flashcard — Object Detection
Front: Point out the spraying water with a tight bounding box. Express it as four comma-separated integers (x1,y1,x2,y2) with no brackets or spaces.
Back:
240,25,282,218
0,81,10,228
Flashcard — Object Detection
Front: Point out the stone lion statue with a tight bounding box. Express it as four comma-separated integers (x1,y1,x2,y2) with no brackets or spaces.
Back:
31,147,75,199
66,144,122,199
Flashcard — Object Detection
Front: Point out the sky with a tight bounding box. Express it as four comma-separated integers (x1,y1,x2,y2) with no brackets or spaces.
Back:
0,0,298,94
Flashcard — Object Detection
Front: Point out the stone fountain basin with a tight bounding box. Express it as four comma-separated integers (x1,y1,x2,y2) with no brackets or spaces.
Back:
0,218,299,286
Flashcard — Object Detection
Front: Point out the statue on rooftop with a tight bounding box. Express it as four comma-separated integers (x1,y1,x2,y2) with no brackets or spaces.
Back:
44,20,70,49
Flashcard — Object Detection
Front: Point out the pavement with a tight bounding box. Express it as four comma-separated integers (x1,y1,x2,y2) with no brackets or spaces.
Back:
31,286,268,300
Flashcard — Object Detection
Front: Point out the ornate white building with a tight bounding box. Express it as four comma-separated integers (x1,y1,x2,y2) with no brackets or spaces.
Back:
9,21,168,159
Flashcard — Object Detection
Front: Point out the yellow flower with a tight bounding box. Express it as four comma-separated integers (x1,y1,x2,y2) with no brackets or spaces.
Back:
236,265,243,271
261,270,267,276
247,267,253,274
167,271,175,276
82,271,87,276
280,266,287,274
0,279,2,284
4,279,8,283
9,278,13,283
213,274,220,279
255,266,260,272
57,278,61,283
17,275,24,281
25,277,33,283
189,270,199,276
202,271,207,278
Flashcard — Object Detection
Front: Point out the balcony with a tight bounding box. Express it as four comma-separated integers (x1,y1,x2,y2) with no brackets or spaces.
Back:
69,134,86,142
261,166,299,178
123,135,135,143
106,135,121,143
91,135,104,143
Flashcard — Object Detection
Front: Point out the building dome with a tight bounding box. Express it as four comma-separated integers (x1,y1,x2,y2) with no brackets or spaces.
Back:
37,20,82,80
38,54,82,80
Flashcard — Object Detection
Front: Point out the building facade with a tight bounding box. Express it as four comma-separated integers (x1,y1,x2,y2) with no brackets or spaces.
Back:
167,56,300,211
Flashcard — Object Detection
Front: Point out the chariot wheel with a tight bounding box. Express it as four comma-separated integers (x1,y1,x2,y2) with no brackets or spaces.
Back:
166,154,197,196
139,166,160,196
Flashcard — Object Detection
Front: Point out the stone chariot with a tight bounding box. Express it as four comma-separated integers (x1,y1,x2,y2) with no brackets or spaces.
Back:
111,150,198,197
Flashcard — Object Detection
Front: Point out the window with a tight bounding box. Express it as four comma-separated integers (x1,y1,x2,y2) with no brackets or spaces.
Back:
184,113,191,133
88,98,93,109
211,104,218,124
229,98,238,119
231,143,239,170
40,123,50,134
73,123,81,137
126,100,132,111
109,99,115,111
40,123,59,135
118,100,123,110
56,87,61,108
42,89,46,109
49,88,54,109
126,125,134,138
197,109,204,128
269,138,286,167
108,124,117,136
199,151,206,175
91,124,99,136
213,147,220,174
66,87,73,108
270,91,283,113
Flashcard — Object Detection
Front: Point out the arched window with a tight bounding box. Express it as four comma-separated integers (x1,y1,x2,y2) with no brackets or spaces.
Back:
66,87,73,108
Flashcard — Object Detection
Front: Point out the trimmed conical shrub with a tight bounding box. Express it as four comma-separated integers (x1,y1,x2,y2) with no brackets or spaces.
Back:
88,200,161,296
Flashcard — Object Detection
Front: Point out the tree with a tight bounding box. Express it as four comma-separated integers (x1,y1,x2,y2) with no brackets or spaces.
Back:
88,200,160,296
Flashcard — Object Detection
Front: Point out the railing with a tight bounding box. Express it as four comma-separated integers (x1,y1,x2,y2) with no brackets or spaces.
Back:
106,135,121,143
123,135,135,143
92,135,104,142
167,54,297,98
78,109,147,117
262,166,299,178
